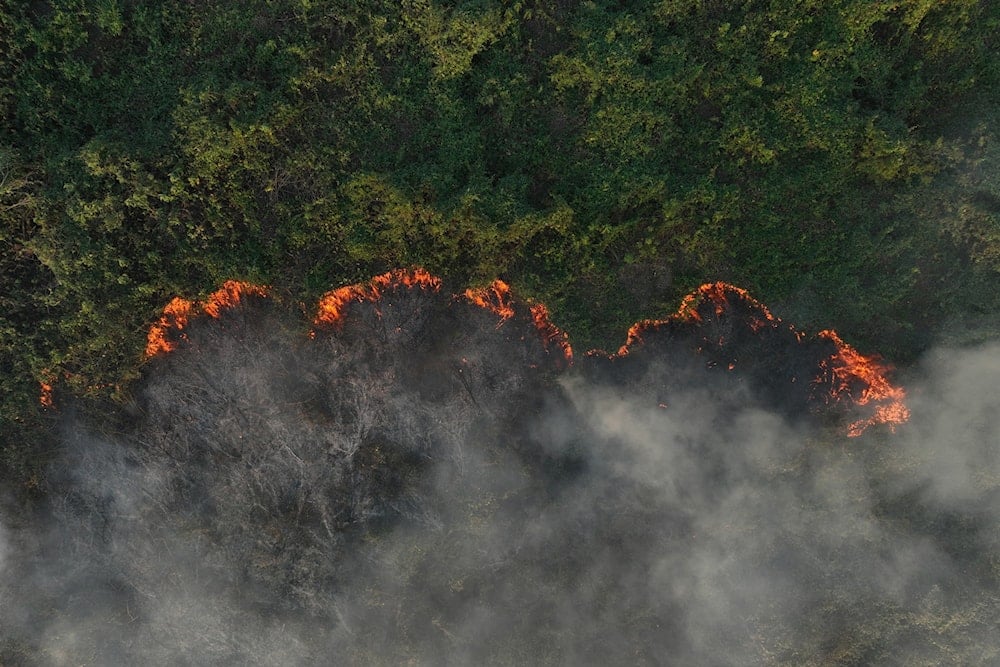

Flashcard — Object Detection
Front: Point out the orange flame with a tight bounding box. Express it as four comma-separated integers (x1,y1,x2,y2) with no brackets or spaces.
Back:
39,381,54,409
681,281,777,332
530,303,574,363
613,282,909,437
314,268,443,327
674,281,776,328
38,370,119,409
816,330,910,437
203,280,269,318
146,296,194,357
619,319,659,356
146,281,269,357
619,282,777,355
464,280,516,324
142,273,907,437
463,281,572,363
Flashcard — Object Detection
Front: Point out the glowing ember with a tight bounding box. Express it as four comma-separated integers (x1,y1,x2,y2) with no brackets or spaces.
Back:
815,330,910,437
315,268,442,327
464,280,516,324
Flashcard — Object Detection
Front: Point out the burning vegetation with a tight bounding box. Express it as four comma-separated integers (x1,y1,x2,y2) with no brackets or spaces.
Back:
18,270,996,667
135,271,907,437
816,329,911,437
39,271,906,438
145,296,194,357
618,281,784,356
463,279,516,323
530,302,574,363
38,380,54,409
601,280,909,436
145,280,268,358
314,268,442,328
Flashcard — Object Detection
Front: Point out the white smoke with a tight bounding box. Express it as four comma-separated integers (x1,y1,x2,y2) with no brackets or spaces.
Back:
0,515,7,575
894,343,1000,509
1,292,997,664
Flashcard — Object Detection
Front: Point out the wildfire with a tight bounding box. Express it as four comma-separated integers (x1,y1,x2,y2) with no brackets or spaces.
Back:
315,268,442,327
142,273,908,438
530,303,574,363
463,280,572,363
39,381,54,408
676,282,774,324
145,281,268,357
815,330,910,437
203,280,268,318
610,281,910,436
146,296,194,357
37,370,120,410
619,281,778,355
707,282,777,332
464,280,516,324
616,320,649,356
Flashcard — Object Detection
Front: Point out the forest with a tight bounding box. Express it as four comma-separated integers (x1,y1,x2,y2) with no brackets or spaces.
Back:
1,0,999,664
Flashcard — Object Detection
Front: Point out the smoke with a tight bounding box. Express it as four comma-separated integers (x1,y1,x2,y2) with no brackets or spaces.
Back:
2,284,998,664
0,514,7,575
893,344,1000,507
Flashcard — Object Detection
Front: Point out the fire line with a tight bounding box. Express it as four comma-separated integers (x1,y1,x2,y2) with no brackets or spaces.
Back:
136,271,907,437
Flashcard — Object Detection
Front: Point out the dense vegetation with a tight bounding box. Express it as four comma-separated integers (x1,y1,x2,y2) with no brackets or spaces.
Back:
1,3,1000,663
2,1,999,483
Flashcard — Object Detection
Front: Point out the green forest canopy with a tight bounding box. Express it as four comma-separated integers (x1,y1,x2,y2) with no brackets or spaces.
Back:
1,0,999,483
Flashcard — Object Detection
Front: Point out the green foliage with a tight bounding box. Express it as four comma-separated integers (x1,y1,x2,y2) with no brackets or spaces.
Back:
1,0,999,485
0,3,997,663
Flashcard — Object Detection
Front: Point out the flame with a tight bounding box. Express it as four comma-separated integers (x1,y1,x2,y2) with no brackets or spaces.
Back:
464,280,515,324
39,380,54,408
146,296,194,357
202,280,269,318
816,329,910,437
612,282,910,436
676,282,777,329
464,281,572,363
619,281,778,355
315,268,442,327
529,303,574,362
618,319,658,356
143,273,908,438
38,370,119,409
146,281,269,357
